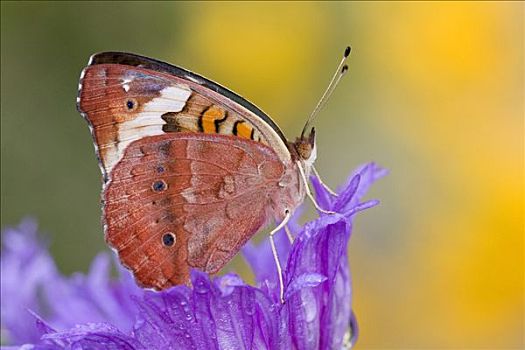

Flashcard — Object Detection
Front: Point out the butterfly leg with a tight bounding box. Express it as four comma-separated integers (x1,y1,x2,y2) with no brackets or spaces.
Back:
297,162,335,215
312,165,339,197
284,225,294,243
269,209,291,304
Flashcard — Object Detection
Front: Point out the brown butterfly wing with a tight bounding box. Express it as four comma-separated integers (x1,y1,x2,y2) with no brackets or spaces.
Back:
104,133,286,289
77,60,291,182
78,63,191,181
77,54,304,289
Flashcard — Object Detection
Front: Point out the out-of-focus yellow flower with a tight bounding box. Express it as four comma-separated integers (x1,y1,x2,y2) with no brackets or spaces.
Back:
350,2,523,348
176,2,330,125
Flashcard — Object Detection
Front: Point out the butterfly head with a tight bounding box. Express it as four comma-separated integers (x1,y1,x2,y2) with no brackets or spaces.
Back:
292,127,317,166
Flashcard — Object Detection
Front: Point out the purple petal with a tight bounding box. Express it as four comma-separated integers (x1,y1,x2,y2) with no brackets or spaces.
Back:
42,323,144,350
1,219,59,344
343,199,380,217
1,345,60,350
334,174,361,212
283,214,353,350
27,311,56,338
339,162,387,213
284,273,327,299
215,273,246,296
133,293,184,349
310,175,335,209
133,271,279,350
1,221,140,345
42,253,138,332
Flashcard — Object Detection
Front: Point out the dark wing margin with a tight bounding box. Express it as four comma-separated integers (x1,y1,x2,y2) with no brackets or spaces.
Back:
86,51,288,145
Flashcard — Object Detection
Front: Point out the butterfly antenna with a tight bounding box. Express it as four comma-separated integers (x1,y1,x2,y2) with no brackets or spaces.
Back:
301,46,351,138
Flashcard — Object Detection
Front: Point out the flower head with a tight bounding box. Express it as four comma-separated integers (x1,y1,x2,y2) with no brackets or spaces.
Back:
1,163,385,349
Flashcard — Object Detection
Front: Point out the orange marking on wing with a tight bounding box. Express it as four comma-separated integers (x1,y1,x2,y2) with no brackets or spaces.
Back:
201,106,225,133
237,122,253,140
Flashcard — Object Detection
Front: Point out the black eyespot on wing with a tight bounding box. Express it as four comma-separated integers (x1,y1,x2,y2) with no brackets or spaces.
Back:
162,232,176,247
152,180,167,192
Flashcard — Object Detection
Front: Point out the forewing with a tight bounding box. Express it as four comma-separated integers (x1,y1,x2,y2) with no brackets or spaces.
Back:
77,55,290,182
104,133,286,289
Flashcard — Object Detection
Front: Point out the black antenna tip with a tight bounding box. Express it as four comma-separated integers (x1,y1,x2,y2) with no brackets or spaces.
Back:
341,65,349,74
344,46,351,57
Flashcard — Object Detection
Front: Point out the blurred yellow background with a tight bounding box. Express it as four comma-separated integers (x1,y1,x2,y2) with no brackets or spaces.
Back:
1,2,522,349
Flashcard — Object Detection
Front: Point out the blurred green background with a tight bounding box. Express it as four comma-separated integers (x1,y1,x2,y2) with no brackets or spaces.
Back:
1,2,523,349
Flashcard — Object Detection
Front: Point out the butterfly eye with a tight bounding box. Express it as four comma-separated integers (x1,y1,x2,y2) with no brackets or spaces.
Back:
162,232,176,247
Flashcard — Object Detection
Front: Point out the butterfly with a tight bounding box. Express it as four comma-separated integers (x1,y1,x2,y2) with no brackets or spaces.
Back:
77,48,350,295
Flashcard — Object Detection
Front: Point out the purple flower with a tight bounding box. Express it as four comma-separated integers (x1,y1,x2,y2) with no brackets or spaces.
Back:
1,163,385,350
